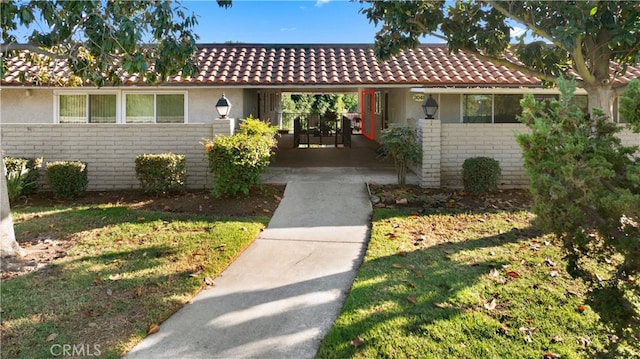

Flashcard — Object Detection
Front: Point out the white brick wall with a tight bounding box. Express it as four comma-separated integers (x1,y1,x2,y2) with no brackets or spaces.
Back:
1,122,235,190
440,124,530,188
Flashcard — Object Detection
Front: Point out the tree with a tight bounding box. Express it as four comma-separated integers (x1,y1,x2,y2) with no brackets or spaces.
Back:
0,0,230,256
360,0,640,116
0,0,231,86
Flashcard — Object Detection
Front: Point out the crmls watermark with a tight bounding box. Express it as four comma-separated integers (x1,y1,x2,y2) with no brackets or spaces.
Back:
50,343,102,357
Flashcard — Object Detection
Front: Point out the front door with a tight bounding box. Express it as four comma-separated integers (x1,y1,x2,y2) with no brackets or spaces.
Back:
360,90,375,140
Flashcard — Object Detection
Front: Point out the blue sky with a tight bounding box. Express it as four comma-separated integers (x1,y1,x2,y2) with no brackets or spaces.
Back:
183,0,411,44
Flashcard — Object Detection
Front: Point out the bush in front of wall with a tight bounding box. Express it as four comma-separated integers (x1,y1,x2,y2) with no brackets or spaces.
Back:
135,153,187,195
204,117,277,197
378,124,422,186
3,156,42,200
46,161,88,198
462,156,501,193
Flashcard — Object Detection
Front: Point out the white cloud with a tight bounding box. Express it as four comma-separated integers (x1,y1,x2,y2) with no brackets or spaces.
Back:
511,26,527,39
315,0,330,7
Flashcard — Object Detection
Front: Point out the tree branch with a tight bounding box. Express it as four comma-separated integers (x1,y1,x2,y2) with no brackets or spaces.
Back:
0,43,65,59
485,0,568,52
571,35,597,86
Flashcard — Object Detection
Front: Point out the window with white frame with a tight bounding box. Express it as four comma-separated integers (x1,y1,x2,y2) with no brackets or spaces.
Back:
125,93,185,123
462,94,589,124
58,94,117,123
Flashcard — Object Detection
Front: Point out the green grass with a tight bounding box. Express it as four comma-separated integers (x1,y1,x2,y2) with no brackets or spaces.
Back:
318,207,640,358
1,204,268,359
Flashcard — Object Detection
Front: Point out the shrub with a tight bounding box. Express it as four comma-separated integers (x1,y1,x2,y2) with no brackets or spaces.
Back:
204,117,277,197
462,157,501,193
3,156,41,196
46,161,88,198
379,125,422,185
135,153,186,195
516,77,640,281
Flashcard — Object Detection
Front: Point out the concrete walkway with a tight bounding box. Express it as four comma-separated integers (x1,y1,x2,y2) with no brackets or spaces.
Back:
125,176,375,358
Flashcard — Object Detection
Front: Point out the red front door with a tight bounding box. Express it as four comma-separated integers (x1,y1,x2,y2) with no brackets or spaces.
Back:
360,90,375,140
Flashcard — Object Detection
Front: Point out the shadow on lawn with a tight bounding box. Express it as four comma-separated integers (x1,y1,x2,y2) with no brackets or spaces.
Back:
1,244,200,359
318,219,538,358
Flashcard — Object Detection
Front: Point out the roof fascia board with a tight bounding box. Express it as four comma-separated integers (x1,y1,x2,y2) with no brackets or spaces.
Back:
410,87,588,95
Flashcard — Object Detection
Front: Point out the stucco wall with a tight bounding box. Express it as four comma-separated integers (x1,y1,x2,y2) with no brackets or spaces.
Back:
0,87,244,124
0,122,234,190
1,88,54,124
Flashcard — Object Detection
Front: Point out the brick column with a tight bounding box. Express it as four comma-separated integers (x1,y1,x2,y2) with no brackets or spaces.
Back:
419,118,441,188
212,118,235,136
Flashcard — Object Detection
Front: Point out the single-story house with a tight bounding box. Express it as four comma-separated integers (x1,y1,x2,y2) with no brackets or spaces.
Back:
1,43,639,189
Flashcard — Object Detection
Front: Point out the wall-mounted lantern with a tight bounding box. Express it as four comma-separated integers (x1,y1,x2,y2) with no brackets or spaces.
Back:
421,94,439,119
215,93,231,119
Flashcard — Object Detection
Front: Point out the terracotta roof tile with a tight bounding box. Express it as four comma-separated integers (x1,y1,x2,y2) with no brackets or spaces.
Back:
2,43,638,87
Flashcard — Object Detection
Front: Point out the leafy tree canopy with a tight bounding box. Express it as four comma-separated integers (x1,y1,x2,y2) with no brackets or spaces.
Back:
361,0,640,113
0,0,231,86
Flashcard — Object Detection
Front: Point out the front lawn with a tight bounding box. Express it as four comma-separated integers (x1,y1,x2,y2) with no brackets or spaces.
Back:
1,202,269,359
318,194,639,358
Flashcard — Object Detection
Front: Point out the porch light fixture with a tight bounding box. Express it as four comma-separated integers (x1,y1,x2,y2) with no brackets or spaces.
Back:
215,93,231,119
422,94,439,119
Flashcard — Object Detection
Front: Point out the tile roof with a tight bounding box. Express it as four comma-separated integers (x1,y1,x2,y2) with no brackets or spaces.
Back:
2,43,638,87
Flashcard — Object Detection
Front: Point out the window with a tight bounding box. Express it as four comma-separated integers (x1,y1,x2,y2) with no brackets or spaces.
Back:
59,94,116,123
125,93,185,123
463,94,492,123
462,94,527,123
494,95,523,123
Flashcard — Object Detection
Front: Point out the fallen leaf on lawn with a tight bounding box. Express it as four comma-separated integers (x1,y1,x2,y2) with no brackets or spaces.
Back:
484,298,497,311
544,258,557,267
549,270,559,277
274,195,282,202
499,322,510,333
608,334,619,343
204,277,215,287
414,271,423,278
391,223,400,228
148,324,160,335
136,288,143,297
543,353,561,359
262,208,271,213
88,322,98,328
93,277,103,285
478,218,486,223
519,327,538,334
189,270,203,277
551,335,563,343
523,335,532,344
108,274,122,281
396,198,408,205
406,264,415,271
386,232,398,239
507,271,520,278
106,288,113,296
49,223,56,229
397,251,408,257
577,337,590,348
402,280,416,288
443,249,455,254
137,216,145,221
407,295,418,304
490,268,500,277
434,302,447,309
577,305,586,313
350,336,364,347
46,333,58,342
392,263,403,269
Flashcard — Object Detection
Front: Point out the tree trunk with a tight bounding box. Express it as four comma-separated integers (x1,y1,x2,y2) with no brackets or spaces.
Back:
1,158,24,257
585,85,615,119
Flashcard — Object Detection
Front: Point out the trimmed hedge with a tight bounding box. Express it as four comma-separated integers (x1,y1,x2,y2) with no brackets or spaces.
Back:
46,161,88,198
204,117,277,197
135,153,187,195
462,157,501,193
